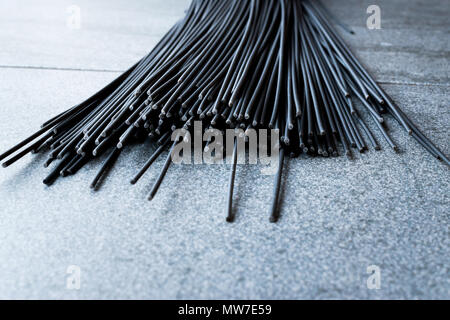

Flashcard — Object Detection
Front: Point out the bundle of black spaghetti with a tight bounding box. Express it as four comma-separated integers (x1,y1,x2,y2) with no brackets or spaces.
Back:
1,0,448,222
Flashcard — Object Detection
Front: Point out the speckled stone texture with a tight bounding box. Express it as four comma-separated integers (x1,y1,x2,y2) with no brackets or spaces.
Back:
0,0,448,299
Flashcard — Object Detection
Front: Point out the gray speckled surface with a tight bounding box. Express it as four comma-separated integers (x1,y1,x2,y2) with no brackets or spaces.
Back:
0,0,449,299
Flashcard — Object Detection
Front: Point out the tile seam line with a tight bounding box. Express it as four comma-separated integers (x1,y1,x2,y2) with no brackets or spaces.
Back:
377,81,450,87
0,65,123,73
0,65,449,88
